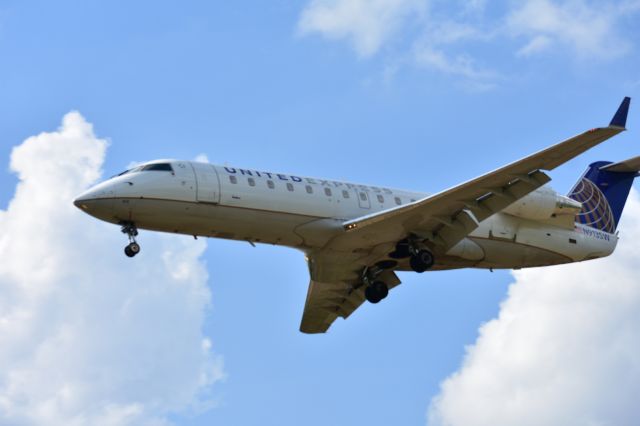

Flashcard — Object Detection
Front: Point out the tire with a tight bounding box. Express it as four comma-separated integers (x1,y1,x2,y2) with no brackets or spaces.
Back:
410,249,434,273
365,286,380,303
124,246,135,257
373,281,389,300
129,242,140,254
365,281,389,303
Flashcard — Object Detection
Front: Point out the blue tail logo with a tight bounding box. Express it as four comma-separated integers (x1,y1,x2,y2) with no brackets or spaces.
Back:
568,159,640,233
569,176,616,232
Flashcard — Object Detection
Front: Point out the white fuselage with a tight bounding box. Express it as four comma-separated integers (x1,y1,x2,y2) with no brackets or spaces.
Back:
74,160,618,270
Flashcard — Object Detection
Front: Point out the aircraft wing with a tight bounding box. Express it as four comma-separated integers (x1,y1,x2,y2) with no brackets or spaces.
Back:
299,97,630,334
332,97,630,254
300,253,401,333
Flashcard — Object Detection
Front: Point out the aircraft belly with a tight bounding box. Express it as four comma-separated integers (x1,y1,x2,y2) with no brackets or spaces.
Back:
471,237,570,269
116,199,310,247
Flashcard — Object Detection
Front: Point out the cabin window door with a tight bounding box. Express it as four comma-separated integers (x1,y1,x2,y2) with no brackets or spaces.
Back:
356,190,371,209
191,163,220,203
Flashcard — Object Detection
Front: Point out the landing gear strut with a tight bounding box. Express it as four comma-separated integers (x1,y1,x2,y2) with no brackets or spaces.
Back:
121,222,140,258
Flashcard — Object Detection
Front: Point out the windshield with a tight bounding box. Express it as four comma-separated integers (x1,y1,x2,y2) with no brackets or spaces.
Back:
115,163,173,176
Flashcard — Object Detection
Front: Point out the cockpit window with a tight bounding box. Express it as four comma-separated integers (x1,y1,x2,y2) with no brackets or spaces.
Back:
116,165,143,176
115,163,173,177
142,163,173,172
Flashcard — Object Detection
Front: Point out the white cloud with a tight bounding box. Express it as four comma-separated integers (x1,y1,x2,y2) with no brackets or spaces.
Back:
297,0,639,88
297,0,427,57
0,112,223,425
413,45,496,91
411,18,498,88
427,190,640,426
194,153,210,163
516,34,553,57
507,0,631,59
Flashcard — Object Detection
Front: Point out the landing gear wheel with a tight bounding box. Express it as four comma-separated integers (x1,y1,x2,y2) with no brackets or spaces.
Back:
410,249,434,273
124,245,134,257
365,281,389,304
121,222,140,258
124,242,140,257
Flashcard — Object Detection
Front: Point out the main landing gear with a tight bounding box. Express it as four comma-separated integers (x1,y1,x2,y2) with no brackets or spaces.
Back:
389,237,435,273
121,222,140,258
365,280,388,304
362,266,390,304
409,249,434,273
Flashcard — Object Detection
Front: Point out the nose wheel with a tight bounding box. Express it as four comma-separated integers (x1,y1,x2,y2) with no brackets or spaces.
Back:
121,222,140,258
124,242,140,257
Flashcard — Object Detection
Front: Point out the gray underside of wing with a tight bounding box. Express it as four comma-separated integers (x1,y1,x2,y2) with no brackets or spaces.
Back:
300,269,400,334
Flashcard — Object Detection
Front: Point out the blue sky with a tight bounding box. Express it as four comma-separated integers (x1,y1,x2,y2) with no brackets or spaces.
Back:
1,1,640,425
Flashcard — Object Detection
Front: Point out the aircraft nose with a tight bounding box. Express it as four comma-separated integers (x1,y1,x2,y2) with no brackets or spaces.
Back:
73,187,100,210
73,191,90,210
73,182,117,220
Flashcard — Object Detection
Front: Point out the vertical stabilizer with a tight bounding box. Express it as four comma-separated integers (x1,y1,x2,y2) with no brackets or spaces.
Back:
568,158,639,232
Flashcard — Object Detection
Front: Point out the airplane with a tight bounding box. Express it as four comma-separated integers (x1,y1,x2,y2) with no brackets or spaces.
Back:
74,97,637,334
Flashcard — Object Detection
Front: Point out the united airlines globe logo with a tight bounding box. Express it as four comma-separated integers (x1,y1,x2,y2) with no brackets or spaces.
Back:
569,178,615,233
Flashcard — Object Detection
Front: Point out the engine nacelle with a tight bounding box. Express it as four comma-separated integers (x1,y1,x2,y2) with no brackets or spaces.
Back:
502,187,582,221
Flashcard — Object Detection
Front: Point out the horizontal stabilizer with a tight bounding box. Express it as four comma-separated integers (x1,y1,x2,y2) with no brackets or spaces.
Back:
609,97,631,128
599,155,640,173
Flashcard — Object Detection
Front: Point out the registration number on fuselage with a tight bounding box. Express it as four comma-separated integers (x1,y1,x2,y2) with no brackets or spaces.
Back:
578,226,612,241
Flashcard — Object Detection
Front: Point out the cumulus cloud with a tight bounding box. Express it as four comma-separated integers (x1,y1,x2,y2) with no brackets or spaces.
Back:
427,190,640,426
0,112,223,425
297,0,426,57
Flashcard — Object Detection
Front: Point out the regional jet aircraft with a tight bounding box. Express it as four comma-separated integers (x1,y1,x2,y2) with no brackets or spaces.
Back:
75,97,636,333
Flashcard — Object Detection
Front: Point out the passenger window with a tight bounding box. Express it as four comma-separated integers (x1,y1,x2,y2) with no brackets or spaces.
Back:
342,190,350,199
377,195,384,203
286,183,294,192
248,177,256,187
324,188,332,197
395,197,402,205
267,180,275,189
359,192,367,201
229,175,238,184
305,185,313,194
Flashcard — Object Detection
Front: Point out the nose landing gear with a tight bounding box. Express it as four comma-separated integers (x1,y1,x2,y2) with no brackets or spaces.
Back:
121,222,140,258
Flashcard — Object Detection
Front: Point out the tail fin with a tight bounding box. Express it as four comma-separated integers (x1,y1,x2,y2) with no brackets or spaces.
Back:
568,156,640,233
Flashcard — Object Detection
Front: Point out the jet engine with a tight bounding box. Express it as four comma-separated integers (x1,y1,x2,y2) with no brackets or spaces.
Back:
502,187,582,221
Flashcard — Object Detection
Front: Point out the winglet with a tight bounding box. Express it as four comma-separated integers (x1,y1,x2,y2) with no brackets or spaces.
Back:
609,96,631,128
